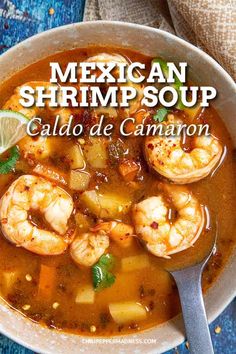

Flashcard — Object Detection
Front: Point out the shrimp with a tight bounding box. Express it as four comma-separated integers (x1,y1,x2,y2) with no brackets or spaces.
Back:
70,232,109,267
91,221,134,248
132,184,205,258
144,114,223,184
0,175,74,255
84,53,143,116
3,81,73,160
18,136,51,160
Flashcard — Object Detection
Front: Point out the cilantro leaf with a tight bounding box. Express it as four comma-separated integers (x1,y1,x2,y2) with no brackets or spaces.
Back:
0,146,20,174
153,108,169,123
92,254,116,291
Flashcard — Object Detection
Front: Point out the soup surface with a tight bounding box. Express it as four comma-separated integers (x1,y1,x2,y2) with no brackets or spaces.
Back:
0,46,235,336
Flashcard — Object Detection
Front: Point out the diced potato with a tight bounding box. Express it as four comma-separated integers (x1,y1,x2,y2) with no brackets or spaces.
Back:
75,284,95,304
69,170,90,191
75,212,92,232
80,190,101,215
2,271,19,292
80,190,131,218
184,102,202,120
67,145,85,169
121,254,150,272
83,137,108,169
109,301,147,324
98,192,131,218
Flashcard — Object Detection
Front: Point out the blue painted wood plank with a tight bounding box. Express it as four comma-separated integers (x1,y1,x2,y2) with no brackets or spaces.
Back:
0,1,235,353
0,0,85,54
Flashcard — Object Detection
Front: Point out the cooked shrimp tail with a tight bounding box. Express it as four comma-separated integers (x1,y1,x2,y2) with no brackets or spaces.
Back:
132,184,205,258
70,232,109,267
91,221,134,248
145,114,223,184
0,175,74,255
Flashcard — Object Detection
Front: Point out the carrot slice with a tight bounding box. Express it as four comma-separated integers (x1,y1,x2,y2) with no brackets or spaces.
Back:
38,264,56,299
118,159,140,182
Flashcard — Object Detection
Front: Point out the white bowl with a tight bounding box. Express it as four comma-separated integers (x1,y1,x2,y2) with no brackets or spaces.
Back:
0,21,235,354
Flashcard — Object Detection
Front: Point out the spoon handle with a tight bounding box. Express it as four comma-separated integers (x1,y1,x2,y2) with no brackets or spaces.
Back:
171,266,214,354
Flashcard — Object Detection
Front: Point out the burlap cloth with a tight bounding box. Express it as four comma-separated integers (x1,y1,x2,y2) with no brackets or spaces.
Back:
84,0,236,81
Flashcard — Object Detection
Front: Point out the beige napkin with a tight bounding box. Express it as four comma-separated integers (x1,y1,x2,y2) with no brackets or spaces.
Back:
84,0,236,81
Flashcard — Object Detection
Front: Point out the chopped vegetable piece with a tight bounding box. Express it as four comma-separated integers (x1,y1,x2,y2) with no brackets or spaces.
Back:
38,264,56,299
90,325,97,333
52,302,60,309
118,159,140,182
109,301,147,324
0,146,20,174
80,190,101,215
25,274,32,282
22,304,31,311
67,145,85,169
153,108,169,123
2,271,19,292
75,211,92,232
97,192,131,218
121,254,150,272
33,163,67,185
183,102,202,120
83,137,108,169
152,58,184,109
75,284,95,304
80,190,132,218
92,254,116,291
108,139,128,165
69,170,90,191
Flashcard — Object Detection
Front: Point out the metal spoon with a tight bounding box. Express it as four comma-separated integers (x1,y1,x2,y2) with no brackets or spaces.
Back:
159,212,216,354
170,247,215,354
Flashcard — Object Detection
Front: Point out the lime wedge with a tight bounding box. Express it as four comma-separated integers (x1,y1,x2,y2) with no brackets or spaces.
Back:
0,110,29,154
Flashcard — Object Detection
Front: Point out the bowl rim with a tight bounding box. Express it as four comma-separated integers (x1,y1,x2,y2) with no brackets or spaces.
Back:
2,20,236,90
0,20,235,354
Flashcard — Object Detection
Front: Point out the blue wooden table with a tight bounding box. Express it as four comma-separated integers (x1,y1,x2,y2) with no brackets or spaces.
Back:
0,1,235,353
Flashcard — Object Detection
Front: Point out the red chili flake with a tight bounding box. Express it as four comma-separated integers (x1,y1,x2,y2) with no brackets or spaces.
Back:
147,143,154,150
1,218,8,224
150,221,158,229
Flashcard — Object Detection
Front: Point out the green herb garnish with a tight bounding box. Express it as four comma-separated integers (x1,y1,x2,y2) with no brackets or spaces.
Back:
153,107,169,123
152,58,185,109
92,254,116,291
0,146,20,174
